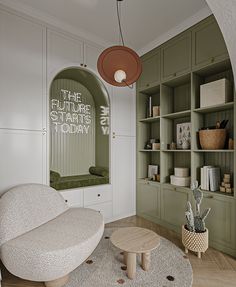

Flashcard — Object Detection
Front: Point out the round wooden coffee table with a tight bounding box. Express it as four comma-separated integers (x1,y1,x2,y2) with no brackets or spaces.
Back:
110,227,160,279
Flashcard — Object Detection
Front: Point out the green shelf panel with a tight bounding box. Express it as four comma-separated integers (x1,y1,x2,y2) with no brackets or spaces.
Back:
139,116,160,123
200,188,234,197
162,183,191,192
162,110,191,119
138,84,160,95
162,149,191,152
138,178,161,186
139,149,160,152
162,73,191,87
193,149,234,153
194,102,234,114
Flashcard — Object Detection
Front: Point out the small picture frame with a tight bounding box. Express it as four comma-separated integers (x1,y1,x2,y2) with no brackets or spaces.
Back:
176,122,191,149
148,165,158,179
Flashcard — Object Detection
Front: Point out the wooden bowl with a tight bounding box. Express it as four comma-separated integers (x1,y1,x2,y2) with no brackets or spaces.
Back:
199,129,226,150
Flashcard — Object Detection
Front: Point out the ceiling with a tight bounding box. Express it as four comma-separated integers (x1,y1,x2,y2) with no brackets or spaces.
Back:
2,0,211,53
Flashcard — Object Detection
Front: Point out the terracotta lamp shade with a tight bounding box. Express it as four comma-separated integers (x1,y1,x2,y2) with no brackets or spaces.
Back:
97,45,142,86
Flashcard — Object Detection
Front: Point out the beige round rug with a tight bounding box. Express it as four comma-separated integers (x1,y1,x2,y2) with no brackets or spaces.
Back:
65,228,193,287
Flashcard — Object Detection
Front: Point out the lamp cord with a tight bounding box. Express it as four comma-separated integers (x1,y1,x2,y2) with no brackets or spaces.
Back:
116,0,125,46
123,80,134,89
116,0,133,89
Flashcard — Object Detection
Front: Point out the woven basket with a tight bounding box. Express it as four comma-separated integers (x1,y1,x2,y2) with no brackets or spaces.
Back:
199,129,226,150
182,225,208,258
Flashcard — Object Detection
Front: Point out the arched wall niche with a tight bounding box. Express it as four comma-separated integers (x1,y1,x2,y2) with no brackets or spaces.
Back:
49,66,110,178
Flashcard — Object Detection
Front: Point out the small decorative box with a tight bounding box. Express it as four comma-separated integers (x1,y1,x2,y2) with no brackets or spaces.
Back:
170,175,191,187
200,78,232,108
152,143,160,150
174,167,189,177
153,106,160,117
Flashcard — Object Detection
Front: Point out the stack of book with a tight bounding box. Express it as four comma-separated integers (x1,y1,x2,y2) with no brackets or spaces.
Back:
200,166,220,191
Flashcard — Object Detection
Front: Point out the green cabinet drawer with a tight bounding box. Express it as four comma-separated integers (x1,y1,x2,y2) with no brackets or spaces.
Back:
138,49,160,90
161,185,189,228
192,16,229,70
161,31,191,82
137,181,161,220
200,194,235,249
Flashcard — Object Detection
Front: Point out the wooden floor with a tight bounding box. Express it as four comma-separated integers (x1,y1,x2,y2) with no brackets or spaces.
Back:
1,215,236,287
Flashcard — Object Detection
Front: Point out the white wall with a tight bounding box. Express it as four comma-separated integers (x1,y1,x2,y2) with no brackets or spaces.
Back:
206,0,236,80
0,5,136,223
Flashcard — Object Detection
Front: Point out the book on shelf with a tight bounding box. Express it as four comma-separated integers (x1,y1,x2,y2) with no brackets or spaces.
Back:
209,167,221,192
201,165,220,192
200,166,211,190
148,96,152,118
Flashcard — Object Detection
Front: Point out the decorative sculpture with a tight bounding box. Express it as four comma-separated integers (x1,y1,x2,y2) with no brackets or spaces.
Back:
182,181,211,258
185,181,211,233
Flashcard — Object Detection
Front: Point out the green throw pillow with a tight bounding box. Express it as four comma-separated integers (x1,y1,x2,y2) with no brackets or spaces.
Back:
50,170,61,183
89,166,109,177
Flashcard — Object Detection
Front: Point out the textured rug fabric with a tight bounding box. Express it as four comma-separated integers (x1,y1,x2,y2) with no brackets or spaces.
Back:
65,228,193,287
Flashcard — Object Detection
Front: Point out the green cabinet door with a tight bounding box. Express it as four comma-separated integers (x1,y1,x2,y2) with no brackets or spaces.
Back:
192,16,229,70
161,185,189,230
137,181,161,220
161,31,191,82
138,49,161,90
200,194,235,249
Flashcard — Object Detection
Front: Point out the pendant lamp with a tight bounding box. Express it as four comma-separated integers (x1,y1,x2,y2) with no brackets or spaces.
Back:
97,0,142,87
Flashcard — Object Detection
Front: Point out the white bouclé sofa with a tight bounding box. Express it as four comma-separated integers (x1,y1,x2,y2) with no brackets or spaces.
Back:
0,184,104,287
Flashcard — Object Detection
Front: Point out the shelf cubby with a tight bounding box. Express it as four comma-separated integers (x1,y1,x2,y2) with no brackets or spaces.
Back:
192,108,234,150
161,115,191,150
161,151,191,185
137,85,160,120
192,63,234,110
137,151,161,180
192,151,234,193
137,113,160,152
161,74,191,116
137,84,161,181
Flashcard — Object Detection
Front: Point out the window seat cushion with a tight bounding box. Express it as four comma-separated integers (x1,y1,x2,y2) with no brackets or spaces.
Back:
50,173,109,190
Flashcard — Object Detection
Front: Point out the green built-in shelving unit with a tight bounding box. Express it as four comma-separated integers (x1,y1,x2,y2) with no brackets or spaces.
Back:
136,15,236,257
137,68,235,189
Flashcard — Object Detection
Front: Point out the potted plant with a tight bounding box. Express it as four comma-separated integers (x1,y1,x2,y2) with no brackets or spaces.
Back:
182,181,211,258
